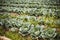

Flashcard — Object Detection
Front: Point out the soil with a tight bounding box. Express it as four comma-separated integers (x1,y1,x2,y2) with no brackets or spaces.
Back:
0,36,11,40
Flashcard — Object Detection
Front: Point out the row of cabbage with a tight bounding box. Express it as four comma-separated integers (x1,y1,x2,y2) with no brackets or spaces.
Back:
1,6,60,18
0,13,60,28
0,0,59,4
1,4,58,8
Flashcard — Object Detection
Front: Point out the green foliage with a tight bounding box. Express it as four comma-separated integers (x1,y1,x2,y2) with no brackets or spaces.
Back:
0,0,60,40
0,13,10,19
0,0,60,16
19,22,31,36
5,31,22,40
41,28,57,38
5,31,32,40
0,13,58,40
29,25,44,39
54,19,60,27
0,26,5,36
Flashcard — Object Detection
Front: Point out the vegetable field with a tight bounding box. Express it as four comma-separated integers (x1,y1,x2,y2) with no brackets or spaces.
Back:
0,0,60,40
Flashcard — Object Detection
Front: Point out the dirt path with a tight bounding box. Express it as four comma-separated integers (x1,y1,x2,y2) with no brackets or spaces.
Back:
0,36,11,40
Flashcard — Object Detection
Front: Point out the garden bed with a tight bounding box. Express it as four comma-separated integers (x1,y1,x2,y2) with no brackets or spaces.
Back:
0,13,60,40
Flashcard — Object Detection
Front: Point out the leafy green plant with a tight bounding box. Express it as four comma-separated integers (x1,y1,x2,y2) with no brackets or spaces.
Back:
19,22,31,36
29,25,44,39
41,28,57,39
